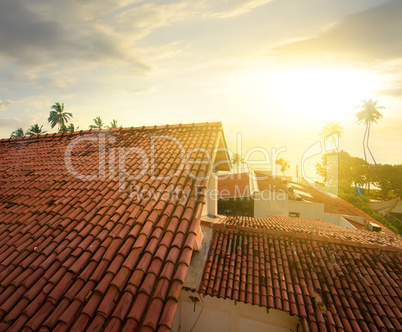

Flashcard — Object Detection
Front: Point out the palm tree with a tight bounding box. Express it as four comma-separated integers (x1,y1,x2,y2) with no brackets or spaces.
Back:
276,158,290,176
319,122,343,151
356,99,384,164
231,153,246,173
48,102,72,131
89,116,105,130
59,123,78,133
108,119,119,128
26,124,46,136
10,128,24,138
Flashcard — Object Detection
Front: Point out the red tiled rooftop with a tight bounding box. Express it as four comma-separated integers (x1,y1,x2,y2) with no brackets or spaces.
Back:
254,171,288,192
286,181,380,221
220,215,402,248
254,173,394,232
218,172,251,199
200,216,402,332
0,122,228,331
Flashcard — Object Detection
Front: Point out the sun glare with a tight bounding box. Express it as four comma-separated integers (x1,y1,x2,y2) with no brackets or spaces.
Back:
232,66,380,124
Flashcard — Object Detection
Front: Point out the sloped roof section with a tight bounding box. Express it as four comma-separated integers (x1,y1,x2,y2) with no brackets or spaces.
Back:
199,216,402,332
254,174,394,231
369,198,402,214
222,215,402,248
218,172,252,199
0,122,227,331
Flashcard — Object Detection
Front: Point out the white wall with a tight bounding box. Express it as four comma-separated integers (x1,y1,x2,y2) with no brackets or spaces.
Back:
173,290,300,332
341,214,365,225
253,199,324,220
254,198,357,230
322,214,356,229
206,174,218,217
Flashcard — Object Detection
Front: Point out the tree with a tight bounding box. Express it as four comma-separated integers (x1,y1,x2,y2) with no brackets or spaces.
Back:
26,124,46,136
319,121,343,151
59,123,78,133
231,153,246,173
316,150,368,193
10,128,24,138
89,116,105,130
276,158,290,176
108,119,119,129
372,164,402,198
356,99,384,164
48,102,73,131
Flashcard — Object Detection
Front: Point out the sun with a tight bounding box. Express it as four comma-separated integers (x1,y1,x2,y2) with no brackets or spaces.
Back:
230,66,380,125
277,67,376,112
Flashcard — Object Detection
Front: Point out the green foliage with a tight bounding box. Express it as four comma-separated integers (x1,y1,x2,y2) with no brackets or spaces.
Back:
317,150,402,234
339,190,401,235
355,98,384,164
372,164,402,198
59,123,78,133
356,99,384,126
10,128,25,138
26,124,46,136
89,116,105,130
319,122,343,151
231,153,245,173
276,158,290,176
316,150,368,192
319,122,344,138
316,150,401,199
108,119,119,129
48,102,73,130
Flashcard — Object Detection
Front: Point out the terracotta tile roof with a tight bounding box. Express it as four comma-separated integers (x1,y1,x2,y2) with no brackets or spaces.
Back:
286,181,377,219
0,122,227,331
254,173,393,231
199,216,402,332
218,172,251,198
369,198,402,214
254,171,288,192
220,215,402,248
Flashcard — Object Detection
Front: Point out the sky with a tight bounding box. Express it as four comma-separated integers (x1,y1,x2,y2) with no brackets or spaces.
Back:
0,0,401,178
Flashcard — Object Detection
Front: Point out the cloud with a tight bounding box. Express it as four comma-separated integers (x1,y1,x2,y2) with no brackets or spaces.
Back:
274,0,402,63
115,2,191,39
0,118,23,128
0,0,273,80
378,86,402,98
0,1,66,64
0,100,14,111
41,78,76,90
206,0,274,18
0,0,152,74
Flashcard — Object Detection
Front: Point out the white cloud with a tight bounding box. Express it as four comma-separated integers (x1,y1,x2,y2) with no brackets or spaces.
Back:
274,0,402,63
0,0,153,73
0,100,14,111
205,0,274,18
41,78,77,90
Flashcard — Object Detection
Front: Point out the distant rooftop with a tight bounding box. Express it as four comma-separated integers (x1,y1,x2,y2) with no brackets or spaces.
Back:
199,215,402,332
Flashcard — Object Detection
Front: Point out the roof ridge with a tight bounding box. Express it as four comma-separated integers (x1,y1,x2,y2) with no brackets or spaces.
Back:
205,218,402,252
387,197,401,214
0,121,223,143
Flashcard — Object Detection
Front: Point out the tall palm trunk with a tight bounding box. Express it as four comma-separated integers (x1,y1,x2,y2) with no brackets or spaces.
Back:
331,135,339,151
362,124,368,162
366,122,376,165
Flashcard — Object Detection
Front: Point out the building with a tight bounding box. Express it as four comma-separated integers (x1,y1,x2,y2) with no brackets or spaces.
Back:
0,123,229,331
369,198,402,222
192,215,402,332
218,171,393,232
0,123,401,332
217,172,256,217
